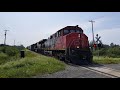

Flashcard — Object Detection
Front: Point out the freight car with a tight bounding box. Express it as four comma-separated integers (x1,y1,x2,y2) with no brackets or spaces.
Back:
28,25,93,65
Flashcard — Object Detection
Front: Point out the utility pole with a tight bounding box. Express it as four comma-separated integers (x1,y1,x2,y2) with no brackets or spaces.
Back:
89,20,95,50
4,30,9,45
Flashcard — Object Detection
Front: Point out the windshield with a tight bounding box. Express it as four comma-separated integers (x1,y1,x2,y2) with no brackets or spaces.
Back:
64,30,69,35
63,29,82,35
70,30,76,33
76,30,83,33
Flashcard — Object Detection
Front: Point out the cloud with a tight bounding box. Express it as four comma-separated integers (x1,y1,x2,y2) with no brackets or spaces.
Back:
67,16,110,34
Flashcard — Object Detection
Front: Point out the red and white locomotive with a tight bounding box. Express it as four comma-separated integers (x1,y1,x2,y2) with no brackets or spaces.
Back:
27,25,93,65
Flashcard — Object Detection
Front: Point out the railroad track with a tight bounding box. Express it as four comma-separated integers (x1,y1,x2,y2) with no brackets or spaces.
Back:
68,63,120,78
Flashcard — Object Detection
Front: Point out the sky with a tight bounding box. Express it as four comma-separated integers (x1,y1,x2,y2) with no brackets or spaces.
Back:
0,12,120,47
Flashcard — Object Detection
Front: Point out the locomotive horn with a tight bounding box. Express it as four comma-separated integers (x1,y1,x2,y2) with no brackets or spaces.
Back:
76,25,78,27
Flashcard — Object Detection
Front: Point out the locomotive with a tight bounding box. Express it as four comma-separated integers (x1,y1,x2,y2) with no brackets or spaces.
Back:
27,25,93,65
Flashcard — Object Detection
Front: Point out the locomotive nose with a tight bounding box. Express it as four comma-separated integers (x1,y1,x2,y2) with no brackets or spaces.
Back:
74,40,80,48
74,40,80,45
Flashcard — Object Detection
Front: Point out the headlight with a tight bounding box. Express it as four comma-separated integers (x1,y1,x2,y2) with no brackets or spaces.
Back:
77,46,79,48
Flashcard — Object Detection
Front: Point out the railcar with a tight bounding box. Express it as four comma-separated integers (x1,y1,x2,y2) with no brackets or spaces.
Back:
36,39,47,54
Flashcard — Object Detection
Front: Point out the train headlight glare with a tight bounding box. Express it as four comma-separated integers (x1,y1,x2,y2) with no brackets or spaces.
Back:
77,46,79,48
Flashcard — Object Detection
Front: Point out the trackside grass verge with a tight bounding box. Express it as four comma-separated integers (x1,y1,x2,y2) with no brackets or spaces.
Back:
93,56,120,64
0,50,66,78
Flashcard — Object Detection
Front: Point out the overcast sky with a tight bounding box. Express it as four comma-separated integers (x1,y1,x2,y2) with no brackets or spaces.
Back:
0,12,120,47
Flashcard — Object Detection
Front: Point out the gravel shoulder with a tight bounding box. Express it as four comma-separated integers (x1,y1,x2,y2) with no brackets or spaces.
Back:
33,64,111,78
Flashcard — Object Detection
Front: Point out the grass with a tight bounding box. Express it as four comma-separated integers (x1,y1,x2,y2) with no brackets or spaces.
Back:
0,50,66,78
0,52,21,65
0,52,9,64
0,46,21,65
93,56,120,64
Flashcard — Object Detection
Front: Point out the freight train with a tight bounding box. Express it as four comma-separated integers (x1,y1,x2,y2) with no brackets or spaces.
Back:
27,25,93,65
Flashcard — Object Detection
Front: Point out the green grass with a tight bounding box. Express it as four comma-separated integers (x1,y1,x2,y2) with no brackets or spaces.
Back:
93,56,120,64
0,46,22,64
0,50,66,78
0,52,20,65
0,52,9,64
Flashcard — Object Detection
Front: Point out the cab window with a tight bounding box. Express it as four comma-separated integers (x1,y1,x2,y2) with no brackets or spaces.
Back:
50,35,53,39
64,30,69,35
58,31,61,36
55,33,57,37
70,30,76,33
76,30,80,33
76,30,83,33
56,32,59,37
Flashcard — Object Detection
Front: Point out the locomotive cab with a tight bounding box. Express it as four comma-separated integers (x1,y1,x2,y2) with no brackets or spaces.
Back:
62,26,92,65
52,25,93,65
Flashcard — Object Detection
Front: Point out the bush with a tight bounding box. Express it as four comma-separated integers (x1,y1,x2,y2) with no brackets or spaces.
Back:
93,47,120,58
0,52,8,64
93,56,120,64
0,46,5,53
93,48,107,56
5,46,19,56
0,46,20,56
0,52,8,59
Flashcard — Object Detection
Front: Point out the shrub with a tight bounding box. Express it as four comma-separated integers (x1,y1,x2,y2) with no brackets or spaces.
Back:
5,46,19,56
93,47,120,58
0,46,20,56
0,46,22,64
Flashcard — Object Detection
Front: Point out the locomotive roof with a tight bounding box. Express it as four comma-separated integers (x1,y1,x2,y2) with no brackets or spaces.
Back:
58,25,83,32
38,39,47,43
